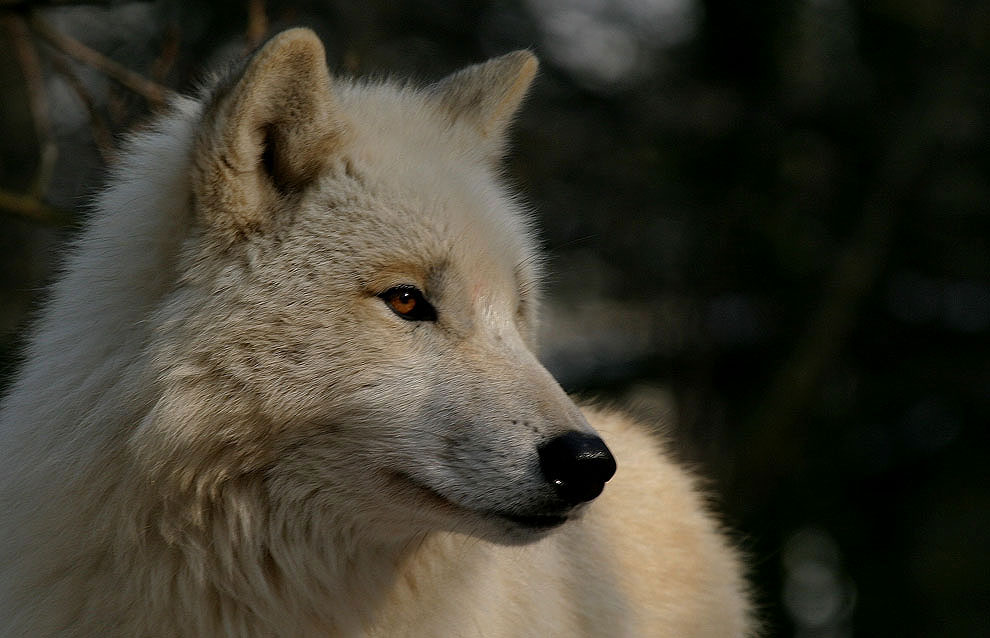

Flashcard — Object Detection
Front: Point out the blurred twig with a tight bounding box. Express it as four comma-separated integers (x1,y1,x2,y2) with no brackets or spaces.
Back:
0,1,112,6
751,197,895,434
150,22,180,86
3,13,57,199
0,188,70,225
47,51,114,161
745,105,938,490
28,11,174,106
245,0,268,49
1,7,181,224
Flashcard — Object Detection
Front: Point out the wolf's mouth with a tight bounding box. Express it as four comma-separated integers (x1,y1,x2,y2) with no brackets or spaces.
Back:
390,472,570,531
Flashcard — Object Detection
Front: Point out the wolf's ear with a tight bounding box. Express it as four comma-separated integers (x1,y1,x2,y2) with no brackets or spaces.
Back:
192,28,344,237
432,50,538,156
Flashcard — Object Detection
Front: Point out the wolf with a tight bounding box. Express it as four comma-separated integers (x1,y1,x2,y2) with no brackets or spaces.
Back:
0,29,752,636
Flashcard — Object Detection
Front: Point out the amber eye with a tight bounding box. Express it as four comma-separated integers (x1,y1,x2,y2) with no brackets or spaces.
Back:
379,286,437,322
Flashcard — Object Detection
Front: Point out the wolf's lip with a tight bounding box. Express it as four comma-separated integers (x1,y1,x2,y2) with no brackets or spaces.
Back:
495,511,569,529
391,472,570,530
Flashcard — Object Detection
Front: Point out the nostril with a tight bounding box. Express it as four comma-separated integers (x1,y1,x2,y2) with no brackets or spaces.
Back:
537,432,617,505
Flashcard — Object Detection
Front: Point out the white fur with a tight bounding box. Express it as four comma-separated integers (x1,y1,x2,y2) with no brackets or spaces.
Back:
0,30,752,637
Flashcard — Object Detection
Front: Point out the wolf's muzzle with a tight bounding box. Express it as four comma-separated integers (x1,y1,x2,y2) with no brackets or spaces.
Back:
537,432,617,505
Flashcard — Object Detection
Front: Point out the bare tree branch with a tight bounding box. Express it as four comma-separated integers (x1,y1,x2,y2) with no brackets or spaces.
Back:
245,0,268,49
743,102,938,496
47,51,115,161
3,13,57,199
0,188,70,225
150,22,180,86
0,1,113,6
28,11,175,106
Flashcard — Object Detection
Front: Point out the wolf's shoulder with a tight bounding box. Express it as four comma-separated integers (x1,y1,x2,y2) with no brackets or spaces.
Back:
573,405,756,636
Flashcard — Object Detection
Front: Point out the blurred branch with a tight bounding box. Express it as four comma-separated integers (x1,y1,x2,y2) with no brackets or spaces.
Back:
3,13,57,198
745,107,938,490
28,11,174,105
48,51,114,161
752,196,895,432
0,189,70,225
0,1,113,6
245,0,268,49
0,0,112,6
150,23,180,86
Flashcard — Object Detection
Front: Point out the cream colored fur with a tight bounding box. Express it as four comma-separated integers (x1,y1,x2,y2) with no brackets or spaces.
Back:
0,29,752,636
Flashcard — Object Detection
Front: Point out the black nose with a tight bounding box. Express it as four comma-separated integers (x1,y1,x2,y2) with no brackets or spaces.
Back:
537,432,617,505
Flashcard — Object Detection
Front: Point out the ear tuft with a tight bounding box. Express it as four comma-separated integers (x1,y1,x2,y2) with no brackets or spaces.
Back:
432,50,538,151
192,28,344,238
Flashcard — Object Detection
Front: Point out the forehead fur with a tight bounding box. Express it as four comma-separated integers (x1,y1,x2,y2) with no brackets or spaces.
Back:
190,29,543,298
306,80,542,288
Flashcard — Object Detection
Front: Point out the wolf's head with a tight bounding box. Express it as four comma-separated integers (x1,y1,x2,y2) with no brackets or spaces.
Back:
138,29,614,546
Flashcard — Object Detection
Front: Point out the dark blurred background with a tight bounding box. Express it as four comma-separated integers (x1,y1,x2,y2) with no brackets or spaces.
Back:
1,1,987,635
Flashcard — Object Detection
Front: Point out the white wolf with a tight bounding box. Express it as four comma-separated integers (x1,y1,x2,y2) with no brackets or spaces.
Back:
0,29,752,637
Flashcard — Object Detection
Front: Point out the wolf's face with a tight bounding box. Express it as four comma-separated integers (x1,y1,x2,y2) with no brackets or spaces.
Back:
142,30,614,545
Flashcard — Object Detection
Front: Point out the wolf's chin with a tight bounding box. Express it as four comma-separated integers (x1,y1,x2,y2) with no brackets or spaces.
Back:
495,511,569,529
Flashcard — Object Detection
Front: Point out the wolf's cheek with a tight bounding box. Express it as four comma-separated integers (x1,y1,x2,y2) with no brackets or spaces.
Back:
362,348,602,515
